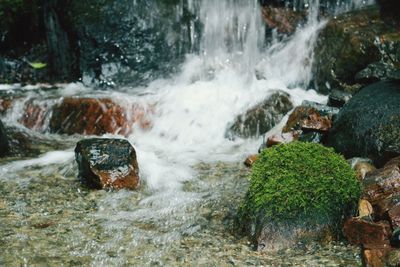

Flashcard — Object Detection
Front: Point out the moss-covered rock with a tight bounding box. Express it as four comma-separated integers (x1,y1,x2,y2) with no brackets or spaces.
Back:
237,142,360,249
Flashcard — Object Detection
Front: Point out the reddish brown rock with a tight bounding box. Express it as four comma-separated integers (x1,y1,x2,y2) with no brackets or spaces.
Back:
300,112,332,132
283,106,313,133
266,131,300,147
261,6,306,34
373,196,400,220
0,98,13,114
49,97,152,136
244,154,258,167
343,218,392,249
283,106,333,133
363,157,400,207
363,248,392,267
19,99,52,130
75,138,140,190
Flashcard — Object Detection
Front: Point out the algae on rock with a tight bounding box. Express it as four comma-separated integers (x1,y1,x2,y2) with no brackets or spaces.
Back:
237,142,360,249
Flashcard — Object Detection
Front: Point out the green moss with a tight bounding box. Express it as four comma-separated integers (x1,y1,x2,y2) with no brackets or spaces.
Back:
239,142,360,227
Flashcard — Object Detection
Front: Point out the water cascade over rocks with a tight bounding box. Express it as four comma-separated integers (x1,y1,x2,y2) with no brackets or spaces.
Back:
0,0,376,265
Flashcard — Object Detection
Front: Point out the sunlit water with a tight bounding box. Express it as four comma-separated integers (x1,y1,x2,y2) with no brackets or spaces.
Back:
0,0,373,265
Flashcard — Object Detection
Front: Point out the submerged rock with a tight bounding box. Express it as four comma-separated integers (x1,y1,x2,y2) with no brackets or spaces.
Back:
328,81,400,166
227,91,293,139
19,99,54,131
50,97,152,136
75,138,140,190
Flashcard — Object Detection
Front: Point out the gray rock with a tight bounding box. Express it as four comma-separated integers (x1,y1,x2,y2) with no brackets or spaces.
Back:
227,91,293,139
327,89,353,108
298,132,323,144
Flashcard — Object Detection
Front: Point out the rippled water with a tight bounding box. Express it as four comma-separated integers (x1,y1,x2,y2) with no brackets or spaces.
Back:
0,155,361,266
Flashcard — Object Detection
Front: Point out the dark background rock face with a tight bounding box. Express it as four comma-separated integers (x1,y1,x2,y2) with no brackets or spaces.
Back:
312,6,400,94
0,0,201,85
68,0,200,86
328,81,400,166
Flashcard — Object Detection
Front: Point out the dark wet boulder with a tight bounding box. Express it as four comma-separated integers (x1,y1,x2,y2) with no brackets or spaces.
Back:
313,7,398,94
227,91,293,138
75,138,140,190
328,81,400,166
0,122,66,157
0,120,9,156
391,228,400,247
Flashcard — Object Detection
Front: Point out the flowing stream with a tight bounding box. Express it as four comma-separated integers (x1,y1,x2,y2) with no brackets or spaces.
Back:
0,0,374,265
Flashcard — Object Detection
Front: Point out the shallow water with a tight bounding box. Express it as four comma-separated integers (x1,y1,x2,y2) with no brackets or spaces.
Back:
0,158,361,266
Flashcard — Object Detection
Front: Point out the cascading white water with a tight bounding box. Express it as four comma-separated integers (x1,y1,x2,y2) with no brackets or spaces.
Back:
130,0,327,191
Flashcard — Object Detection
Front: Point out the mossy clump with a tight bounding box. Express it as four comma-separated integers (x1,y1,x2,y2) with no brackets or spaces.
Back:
239,142,361,231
